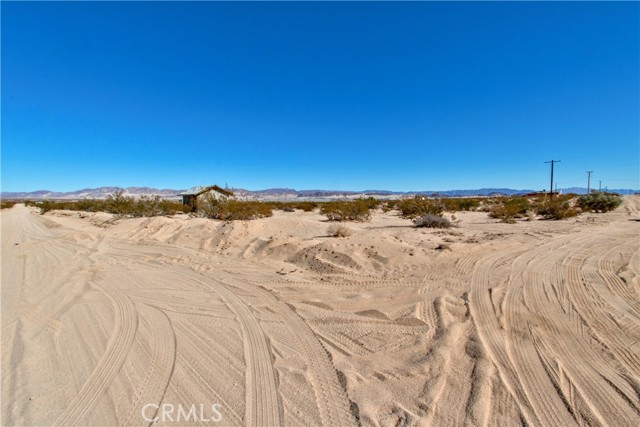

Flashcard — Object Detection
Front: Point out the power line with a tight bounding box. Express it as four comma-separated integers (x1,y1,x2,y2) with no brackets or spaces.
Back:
544,160,561,197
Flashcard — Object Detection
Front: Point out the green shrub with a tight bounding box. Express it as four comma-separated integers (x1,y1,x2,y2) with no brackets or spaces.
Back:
536,198,578,220
577,192,623,213
396,198,444,219
413,214,452,228
319,200,371,221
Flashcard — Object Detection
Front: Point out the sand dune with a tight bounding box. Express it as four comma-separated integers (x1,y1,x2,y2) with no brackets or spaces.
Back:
2,198,639,426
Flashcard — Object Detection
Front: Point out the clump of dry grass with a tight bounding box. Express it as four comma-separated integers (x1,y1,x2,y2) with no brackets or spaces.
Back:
327,224,352,237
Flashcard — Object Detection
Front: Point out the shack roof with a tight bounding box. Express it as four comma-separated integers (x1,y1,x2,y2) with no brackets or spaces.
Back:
180,185,234,197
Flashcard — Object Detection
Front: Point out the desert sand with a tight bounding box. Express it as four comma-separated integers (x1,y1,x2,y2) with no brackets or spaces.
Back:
2,197,639,426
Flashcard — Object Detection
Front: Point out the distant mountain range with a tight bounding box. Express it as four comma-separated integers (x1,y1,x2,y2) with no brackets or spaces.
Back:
1,186,638,200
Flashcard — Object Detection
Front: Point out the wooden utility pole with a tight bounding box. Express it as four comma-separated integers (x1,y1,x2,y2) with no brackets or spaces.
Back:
586,171,593,194
545,160,561,197
599,180,602,191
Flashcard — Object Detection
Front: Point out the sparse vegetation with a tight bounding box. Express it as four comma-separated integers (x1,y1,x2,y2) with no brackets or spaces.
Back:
489,197,532,223
441,197,481,212
35,191,189,216
381,200,399,212
1,200,17,209
536,198,579,220
357,197,383,210
577,192,623,213
198,193,273,220
327,224,352,237
268,201,318,212
319,200,371,221
413,214,452,228
397,198,444,219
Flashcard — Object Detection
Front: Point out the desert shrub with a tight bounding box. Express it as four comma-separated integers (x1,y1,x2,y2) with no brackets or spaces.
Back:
319,200,371,221
396,198,444,219
36,192,188,217
38,200,78,214
577,192,623,213
381,199,399,212
0,201,17,209
327,224,352,237
104,190,136,215
357,197,382,210
39,201,54,214
478,197,502,212
125,196,186,217
441,198,481,212
75,198,106,212
269,201,317,212
489,197,532,223
159,198,192,215
198,194,272,220
294,201,318,212
536,198,579,220
413,214,452,228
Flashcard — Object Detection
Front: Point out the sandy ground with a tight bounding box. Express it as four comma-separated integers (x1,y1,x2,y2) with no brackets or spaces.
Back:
2,197,639,427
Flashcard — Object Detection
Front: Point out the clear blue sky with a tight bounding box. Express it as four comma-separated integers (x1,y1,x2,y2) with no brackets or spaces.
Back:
2,1,638,192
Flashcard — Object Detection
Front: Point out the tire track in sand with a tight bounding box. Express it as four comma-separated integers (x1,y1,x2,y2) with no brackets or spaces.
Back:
193,274,356,427
469,242,577,426
470,204,640,426
122,303,176,427
507,231,638,426
52,285,138,427
196,278,283,427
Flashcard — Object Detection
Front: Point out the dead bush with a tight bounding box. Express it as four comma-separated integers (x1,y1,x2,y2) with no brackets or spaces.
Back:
413,214,452,228
327,224,352,237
